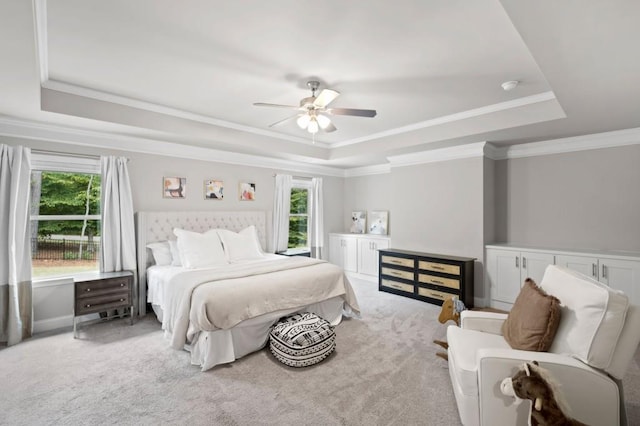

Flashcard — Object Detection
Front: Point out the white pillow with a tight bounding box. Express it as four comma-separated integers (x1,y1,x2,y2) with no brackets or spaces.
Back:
218,226,264,262
540,265,629,369
168,240,182,267
146,241,172,266
173,228,227,269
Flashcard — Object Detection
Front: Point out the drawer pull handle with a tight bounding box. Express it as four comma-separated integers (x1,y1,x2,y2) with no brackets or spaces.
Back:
390,260,403,264
432,280,444,285
431,265,444,270
120,283,124,287
85,304,91,308
389,271,404,277
86,288,91,292
120,299,124,302
428,293,441,298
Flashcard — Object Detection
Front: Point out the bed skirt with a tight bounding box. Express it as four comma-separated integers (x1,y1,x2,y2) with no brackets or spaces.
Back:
154,296,350,371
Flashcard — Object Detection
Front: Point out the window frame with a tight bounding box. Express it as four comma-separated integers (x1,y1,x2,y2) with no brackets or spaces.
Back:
30,153,102,280
288,179,311,250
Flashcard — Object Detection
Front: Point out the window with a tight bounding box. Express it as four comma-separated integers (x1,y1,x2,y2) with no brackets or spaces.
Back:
30,154,101,278
288,181,310,249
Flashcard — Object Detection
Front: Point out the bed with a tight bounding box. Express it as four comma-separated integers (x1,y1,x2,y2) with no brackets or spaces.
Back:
136,211,359,370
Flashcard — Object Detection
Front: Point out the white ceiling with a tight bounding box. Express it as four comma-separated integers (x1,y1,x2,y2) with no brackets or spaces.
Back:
1,0,639,169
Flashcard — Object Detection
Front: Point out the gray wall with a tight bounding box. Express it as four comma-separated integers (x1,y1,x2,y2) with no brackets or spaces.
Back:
343,157,488,303
494,144,640,251
341,173,393,232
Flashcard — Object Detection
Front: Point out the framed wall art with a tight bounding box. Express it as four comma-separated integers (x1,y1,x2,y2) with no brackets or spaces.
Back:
163,177,186,199
350,211,366,234
239,182,256,201
368,210,388,235
204,179,224,200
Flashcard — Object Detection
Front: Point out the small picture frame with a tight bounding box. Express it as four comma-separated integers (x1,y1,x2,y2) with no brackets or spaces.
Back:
239,182,256,201
368,210,388,235
204,179,224,200
163,177,186,199
350,211,366,234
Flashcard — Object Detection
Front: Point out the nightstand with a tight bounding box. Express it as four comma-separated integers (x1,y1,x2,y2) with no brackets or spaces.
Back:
73,270,134,338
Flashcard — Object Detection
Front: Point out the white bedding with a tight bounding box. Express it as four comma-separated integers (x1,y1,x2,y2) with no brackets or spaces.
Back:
147,254,359,369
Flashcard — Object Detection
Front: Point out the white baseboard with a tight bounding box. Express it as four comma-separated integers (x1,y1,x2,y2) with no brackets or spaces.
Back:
33,314,73,333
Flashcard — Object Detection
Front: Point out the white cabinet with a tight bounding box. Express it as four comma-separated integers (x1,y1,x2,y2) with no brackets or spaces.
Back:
329,233,390,280
556,254,640,305
358,237,390,276
486,247,554,310
329,234,357,273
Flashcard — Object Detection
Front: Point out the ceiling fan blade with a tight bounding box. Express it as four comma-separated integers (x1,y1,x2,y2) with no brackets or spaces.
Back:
323,122,337,133
327,107,377,118
268,114,299,128
313,89,340,108
253,102,300,110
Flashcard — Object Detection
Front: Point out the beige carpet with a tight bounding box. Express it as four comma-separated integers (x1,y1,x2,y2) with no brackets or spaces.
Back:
1,277,639,426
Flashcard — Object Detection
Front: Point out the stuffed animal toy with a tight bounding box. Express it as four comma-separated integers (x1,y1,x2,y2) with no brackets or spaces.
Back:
433,296,466,360
500,361,587,426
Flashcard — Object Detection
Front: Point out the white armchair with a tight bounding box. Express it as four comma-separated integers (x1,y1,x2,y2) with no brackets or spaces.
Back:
447,265,640,426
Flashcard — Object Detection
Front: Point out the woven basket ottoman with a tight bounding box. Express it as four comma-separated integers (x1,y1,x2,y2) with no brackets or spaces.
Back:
269,312,336,367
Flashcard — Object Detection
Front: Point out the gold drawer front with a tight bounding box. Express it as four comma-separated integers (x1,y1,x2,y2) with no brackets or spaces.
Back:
418,274,460,290
381,279,414,294
381,255,414,268
381,267,413,281
418,261,460,276
418,287,456,302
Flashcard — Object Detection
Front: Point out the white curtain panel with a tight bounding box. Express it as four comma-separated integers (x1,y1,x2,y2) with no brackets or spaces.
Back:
0,145,33,346
100,156,136,273
272,174,292,253
309,177,324,259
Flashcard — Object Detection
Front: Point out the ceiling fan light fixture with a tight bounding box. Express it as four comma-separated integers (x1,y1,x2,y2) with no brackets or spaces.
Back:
316,114,331,129
297,114,311,129
307,118,319,134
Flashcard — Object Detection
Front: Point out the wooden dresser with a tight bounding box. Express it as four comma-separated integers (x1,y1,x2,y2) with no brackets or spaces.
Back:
74,271,134,338
378,249,475,308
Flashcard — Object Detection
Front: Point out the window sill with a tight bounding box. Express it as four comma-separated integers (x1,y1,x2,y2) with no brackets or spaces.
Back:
277,248,311,257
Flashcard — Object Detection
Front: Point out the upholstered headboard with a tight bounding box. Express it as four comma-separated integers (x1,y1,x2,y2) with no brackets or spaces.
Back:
135,210,269,315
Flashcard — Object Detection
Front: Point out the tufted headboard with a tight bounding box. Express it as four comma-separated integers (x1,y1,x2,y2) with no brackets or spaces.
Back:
135,210,270,315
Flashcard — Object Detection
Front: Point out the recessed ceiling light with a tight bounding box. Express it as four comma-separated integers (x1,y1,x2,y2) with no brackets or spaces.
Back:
501,80,519,91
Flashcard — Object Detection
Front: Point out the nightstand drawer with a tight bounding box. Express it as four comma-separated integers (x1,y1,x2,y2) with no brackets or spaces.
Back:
418,287,456,302
381,267,413,281
418,261,460,276
381,255,414,268
418,273,460,290
76,277,130,298
381,278,414,294
75,292,130,316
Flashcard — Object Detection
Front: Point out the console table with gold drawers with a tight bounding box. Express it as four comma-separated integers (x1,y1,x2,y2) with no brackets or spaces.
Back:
378,249,475,308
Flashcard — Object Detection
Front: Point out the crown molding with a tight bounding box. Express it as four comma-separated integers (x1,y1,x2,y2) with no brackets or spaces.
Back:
493,126,640,160
344,163,391,177
388,142,489,167
42,80,329,148
0,116,346,177
330,92,556,148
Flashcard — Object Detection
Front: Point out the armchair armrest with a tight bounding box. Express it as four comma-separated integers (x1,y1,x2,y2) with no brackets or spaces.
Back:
476,348,620,426
460,310,508,335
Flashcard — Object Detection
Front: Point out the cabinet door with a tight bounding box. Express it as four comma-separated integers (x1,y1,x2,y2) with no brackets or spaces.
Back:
600,258,640,305
521,251,555,284
328,235,343,268
358,238,390,276
555,254,599,280
487,249,521,304
342,237,358,273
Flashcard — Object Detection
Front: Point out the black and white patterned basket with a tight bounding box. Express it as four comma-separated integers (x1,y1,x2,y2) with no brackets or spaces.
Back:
269,313,336,367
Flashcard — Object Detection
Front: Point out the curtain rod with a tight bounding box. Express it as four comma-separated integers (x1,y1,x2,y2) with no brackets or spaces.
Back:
273,174,313,180
31,149,129,162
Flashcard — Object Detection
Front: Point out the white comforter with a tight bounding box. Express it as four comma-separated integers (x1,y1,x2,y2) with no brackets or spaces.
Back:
162,256,360,349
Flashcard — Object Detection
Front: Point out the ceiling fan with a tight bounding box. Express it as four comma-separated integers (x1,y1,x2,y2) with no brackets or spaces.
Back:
253,80,377,134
